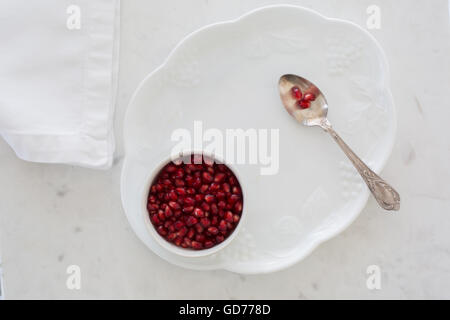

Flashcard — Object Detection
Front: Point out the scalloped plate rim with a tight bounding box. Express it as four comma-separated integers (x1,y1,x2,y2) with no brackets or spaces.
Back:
121,4,396,274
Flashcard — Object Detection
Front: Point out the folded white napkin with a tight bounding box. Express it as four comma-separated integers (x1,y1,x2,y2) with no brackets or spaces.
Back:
0,0,120,169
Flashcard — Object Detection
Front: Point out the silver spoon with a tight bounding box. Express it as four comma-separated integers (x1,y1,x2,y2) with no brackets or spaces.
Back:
279,74,400,211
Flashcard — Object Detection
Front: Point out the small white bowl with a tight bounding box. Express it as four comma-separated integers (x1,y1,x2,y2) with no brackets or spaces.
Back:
141,151,245,258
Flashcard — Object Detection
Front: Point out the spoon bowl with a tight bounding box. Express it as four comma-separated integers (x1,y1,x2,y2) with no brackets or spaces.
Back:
279,74,328,127
278,74,400,211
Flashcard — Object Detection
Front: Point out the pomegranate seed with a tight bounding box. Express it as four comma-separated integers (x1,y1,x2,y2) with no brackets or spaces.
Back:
195,223,204,234
234,201,243,213
180,241,188,248
181,242,188,248
218,200,226,209
211,203,219,215
183,238,192,247
207,227,219,235
222,183,231,193
169,201,180,210
228,194,240,205
216,235,225,243
186,216,198,227
185,175,194,186
218,192,227,201
174,179,185,187
174,168,184,179
233,214,240,223
147,203,157,213
195,194,204,202
175,187,186,196
225,211,234,222
186,164,196,171
199,184,209,194
191,241,203,250
174,221,184,230
219,220,227,231
291,86,303,100
205,194,216,203
186,187,196,195
195,234,205,242
202,172,213,183
168,224,175,233
200,218,211,227
168,190,177,201
201,202,210,211
193,208,204,218
157,226,167,236
174,237,182,246
298,100,310,109
178,226,188,238
303,93,316,102
161,173,169,179
163,193,170,201
209,182,221,192
192,177,202,188
158,210,166,221
167,232,177,241
214,173,226,183
187,228,195,239
183,197,195,206
151,214,160,225
204,241,214,248
182,206,194,213
166,165,177,173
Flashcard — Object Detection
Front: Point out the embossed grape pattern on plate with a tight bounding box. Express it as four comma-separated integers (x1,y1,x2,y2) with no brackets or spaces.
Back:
121,5,397,274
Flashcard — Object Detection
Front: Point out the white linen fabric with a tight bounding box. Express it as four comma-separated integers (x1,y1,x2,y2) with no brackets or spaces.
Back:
0,0,120,169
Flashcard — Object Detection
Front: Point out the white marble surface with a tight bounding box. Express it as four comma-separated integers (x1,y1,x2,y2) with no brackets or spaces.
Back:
0,0,449,299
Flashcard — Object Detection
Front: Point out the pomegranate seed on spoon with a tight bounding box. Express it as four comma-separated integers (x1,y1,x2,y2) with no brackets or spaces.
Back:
303,92,316,102
298,100,311,109
291,86,303,100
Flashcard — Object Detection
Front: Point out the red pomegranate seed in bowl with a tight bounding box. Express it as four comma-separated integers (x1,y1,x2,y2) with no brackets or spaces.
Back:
143,152,244,257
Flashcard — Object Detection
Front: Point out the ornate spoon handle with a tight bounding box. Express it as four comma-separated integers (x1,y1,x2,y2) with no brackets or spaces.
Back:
321,121,400,211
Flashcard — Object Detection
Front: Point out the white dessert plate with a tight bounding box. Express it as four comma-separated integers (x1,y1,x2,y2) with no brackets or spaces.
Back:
121,5,396,274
